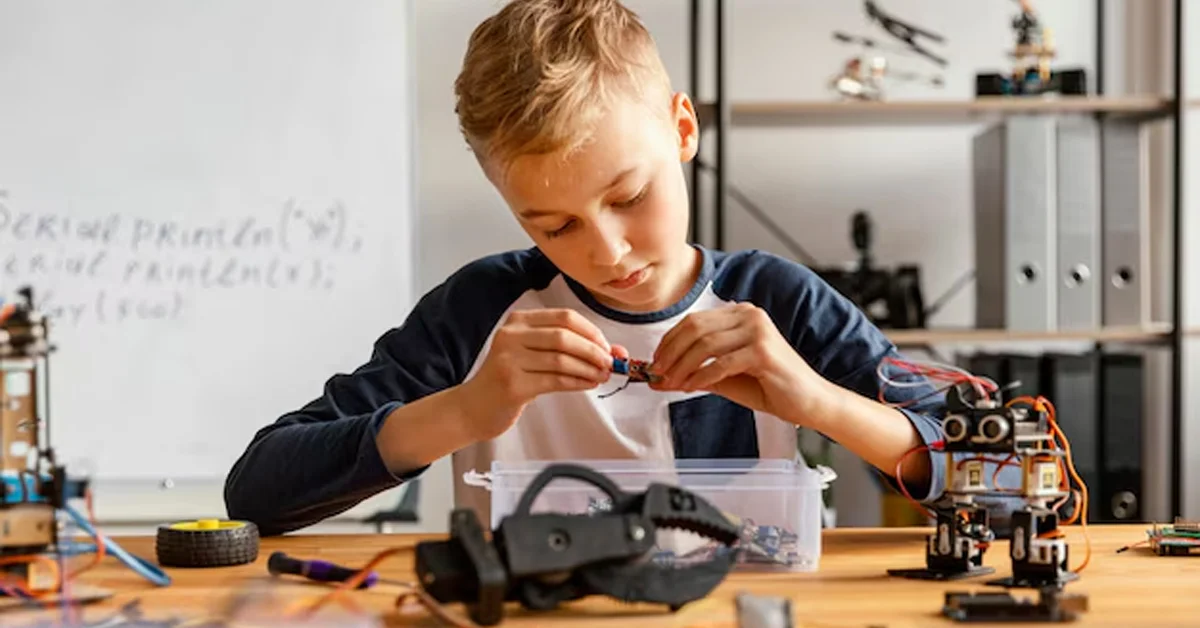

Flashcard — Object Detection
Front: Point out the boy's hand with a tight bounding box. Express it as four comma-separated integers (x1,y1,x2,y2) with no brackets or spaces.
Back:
650,303,834,426
461,309,613,439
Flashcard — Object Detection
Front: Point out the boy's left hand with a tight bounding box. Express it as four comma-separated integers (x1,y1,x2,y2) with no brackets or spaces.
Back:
650,303,834,425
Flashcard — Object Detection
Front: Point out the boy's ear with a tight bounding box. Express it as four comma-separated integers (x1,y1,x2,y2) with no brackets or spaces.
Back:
672,92,699,162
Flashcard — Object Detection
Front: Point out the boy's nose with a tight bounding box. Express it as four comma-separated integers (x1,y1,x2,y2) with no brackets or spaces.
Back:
588,218,631,267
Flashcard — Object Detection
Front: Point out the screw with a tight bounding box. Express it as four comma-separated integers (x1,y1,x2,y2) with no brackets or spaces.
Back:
630,525,645,542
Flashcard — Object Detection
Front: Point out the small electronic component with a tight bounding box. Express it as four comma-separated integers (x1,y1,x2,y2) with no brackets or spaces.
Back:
599,357,662,398
1145,519,1200,556
611,357,660,383
589,494,807,569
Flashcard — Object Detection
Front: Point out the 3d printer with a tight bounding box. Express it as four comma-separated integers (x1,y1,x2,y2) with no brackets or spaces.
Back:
0,288,80,592
0,287,105,599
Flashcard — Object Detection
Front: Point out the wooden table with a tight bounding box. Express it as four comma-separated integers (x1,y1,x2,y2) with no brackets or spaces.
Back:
10,524,1199,627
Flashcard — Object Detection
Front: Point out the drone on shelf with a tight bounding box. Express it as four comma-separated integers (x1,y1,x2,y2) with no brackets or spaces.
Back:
830,1,947,101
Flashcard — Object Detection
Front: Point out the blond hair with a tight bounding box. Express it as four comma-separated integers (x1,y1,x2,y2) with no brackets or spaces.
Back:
454,0,673,169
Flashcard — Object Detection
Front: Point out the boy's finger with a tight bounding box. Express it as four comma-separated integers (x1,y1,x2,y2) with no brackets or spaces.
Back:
653,314,738,377
658,328,746,387
611,344,630,360
522,348,610,383
653,313,706,363
530,373,602,395
524,309,611,352
680,349,752,391
654,306,742,363
521,327,613,371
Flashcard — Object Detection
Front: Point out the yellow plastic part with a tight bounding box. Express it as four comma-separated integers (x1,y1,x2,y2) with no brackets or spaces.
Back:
168,519,247,531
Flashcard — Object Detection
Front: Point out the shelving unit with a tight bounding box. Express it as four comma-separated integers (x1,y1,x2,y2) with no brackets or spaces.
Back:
686,0,1186,519
695,96,1174,128
885,323,1173,347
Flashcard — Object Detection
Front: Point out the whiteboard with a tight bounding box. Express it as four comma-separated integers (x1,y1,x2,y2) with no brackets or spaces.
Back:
0,1,416,481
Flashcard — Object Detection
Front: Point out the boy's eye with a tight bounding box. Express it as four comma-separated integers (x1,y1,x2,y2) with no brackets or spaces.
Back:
546,219,575,238
612,184,649,209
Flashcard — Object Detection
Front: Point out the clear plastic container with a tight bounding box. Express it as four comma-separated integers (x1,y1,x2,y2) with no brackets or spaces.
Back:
463,458,835,572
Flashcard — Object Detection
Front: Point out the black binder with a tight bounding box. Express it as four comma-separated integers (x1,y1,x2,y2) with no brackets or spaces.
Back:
963,352,1039,403
1004,354,1043,400
1099,353,1144,522
1040,352,1101,523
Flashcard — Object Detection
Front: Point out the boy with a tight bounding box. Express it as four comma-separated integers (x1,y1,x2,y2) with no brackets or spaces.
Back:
224,0,1011,536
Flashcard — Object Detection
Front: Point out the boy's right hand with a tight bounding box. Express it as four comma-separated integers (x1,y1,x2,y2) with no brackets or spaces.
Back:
460,309,614,440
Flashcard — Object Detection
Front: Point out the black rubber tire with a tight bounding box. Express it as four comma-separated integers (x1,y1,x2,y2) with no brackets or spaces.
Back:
155,521,260,568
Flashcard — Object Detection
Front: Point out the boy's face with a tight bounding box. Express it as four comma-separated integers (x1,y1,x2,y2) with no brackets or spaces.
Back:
485,91,701,313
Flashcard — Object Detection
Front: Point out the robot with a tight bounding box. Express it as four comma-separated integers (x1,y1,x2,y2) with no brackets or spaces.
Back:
830,1,946,101
886,374,1089,622
976,0,1086,96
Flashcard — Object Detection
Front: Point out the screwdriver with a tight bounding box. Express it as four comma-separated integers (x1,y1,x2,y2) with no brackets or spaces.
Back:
267,551,406,589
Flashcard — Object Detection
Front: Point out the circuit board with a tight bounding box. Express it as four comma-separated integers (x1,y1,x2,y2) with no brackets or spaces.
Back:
1148,522,1200,556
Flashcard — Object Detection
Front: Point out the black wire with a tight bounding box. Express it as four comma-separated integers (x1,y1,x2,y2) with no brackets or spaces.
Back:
597,378,632,399
692,159,820,267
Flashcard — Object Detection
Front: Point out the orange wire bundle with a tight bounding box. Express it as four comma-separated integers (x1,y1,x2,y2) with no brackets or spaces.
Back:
880,359,1093,577
1004,395,1092,573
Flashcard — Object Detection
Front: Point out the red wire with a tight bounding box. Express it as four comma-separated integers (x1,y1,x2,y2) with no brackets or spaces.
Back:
894,441,942,519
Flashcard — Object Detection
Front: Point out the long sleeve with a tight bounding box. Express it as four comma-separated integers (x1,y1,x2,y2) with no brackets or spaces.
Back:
711,250,1025,527
224,248,561,536
222,319,447,536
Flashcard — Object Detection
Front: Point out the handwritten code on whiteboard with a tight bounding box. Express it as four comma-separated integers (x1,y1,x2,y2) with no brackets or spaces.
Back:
0,1,415,481
1,192,369,325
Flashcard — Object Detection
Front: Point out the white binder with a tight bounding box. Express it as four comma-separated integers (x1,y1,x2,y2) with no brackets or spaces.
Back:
1101,120,1151,326
974,116,1058,331
1056,116,1102,330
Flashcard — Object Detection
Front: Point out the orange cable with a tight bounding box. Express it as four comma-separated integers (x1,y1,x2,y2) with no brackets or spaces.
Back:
1039,397,1091,573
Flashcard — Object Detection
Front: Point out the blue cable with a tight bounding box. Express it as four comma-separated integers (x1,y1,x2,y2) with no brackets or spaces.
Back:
63,504,171,587
56,540,98,556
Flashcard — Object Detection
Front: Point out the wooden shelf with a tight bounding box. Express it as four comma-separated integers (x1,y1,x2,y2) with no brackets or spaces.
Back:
697,96,1174,128
885,323,1173,346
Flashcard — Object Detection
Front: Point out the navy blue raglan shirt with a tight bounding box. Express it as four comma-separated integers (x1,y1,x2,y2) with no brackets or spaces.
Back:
224,245,1022,535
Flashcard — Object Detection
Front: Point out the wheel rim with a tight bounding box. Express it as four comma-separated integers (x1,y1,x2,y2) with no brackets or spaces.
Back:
167,519,248,531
